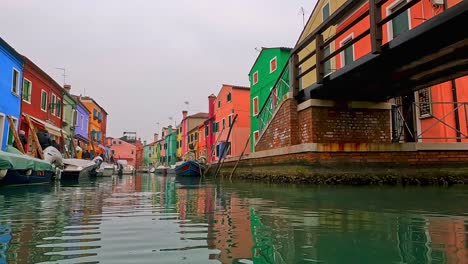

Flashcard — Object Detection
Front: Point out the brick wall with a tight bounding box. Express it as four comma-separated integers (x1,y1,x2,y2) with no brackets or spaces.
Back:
255,99,299,151
299,106,391,144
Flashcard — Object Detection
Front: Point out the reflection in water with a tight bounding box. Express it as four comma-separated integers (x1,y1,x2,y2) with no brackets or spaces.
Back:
0,175,467,263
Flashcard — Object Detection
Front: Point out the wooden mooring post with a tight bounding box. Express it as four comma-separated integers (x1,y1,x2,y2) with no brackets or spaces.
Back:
214,114,238,178
230,135,250,180
24,115,44,159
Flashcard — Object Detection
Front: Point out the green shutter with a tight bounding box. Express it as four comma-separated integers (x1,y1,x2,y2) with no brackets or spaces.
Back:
391,2,409,38
324,46,331,75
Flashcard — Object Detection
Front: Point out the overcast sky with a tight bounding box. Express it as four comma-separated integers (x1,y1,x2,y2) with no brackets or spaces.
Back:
0,0,316,143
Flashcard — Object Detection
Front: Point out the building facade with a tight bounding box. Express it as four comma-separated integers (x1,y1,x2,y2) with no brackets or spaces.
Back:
107,137,137,167
187,126,199,159
180,111,209,156
0,37,23,150
204,94,217,162
72,96,91,152
197,124,207,159
248,47,291,152
80,96,108,155
211,84,250,160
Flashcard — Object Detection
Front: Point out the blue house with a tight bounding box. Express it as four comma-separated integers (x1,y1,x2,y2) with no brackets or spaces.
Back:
0,37,23,150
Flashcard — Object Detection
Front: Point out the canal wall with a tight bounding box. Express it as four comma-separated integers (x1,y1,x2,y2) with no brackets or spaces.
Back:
211,143,468,185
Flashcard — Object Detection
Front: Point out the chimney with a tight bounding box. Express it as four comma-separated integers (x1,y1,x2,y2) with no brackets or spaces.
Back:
64,84,71,93
154,133,159,142
208,94,217,118
144,140,147,146
182,110,188,119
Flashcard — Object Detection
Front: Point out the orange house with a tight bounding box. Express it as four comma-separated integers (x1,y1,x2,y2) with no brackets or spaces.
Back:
211,84,250,160
80,96,108,153
335,0,467,142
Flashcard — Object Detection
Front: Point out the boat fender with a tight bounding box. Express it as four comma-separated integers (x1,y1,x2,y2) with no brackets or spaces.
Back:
0,169,7,180
25,169,32,176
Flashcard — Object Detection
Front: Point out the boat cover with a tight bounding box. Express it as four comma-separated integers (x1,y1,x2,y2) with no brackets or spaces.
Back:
0,147,54,171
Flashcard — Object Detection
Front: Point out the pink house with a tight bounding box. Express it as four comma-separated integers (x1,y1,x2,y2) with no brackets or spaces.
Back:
106,137,137,167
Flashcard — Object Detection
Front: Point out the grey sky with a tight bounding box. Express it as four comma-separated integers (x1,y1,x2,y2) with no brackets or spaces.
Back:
0,0,316,143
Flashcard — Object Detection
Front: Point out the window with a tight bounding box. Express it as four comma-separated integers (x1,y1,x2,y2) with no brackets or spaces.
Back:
218,100,221,108
6,116,18,145
340,35,354,67
131,150,134,154
11,69,19,95
253,97,259,116
324,45,332,76
195,132,198,140
41,90,48,111
205,126,209,136
228,115,232,127
253,71,258,85
222,118,226,129
81,115,84,128
22,79,32,103
418,88,432,117
162,132,165,137
56,99,62,117
113,140,116,144
270,57,277,73
98,112,102,122
254,131,260,142
51,94,56,115
322,2,330,21
389,0,410,40
93,109,97,119
119,141,122,144
0,114,4,148
227,92,232,102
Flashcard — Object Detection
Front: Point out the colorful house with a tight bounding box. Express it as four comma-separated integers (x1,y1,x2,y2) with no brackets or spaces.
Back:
107,137,137,167
204,94,217,162
71,95,91,152
176,124,182,160
0,37,23,150
333,0,467,143
197,124,207,159
164,126,177,166
248,47,291,152
211,84,250,160
180,111,209,156
187,126,199,159
143,142,155,167
80,96,108,155
61,85,77,156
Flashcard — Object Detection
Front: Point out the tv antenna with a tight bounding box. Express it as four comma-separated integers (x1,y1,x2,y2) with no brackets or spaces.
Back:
55,67,67,85
299,7,307,28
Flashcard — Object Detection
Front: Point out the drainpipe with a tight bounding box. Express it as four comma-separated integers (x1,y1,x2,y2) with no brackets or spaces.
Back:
451,79,462,142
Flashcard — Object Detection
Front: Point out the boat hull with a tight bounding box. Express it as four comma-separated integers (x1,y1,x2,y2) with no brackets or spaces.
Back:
0,170,53,186
175,161,204,177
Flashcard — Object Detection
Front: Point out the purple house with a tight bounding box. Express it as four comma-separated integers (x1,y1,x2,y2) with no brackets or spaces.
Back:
72,96,90,151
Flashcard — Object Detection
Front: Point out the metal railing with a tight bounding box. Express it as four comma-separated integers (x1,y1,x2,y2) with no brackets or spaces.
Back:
391,101,468,142
256,64,291,138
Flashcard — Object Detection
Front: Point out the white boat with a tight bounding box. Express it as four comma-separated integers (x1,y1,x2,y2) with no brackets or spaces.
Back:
116,160,135,175
96,162,114,177
43,146,99,181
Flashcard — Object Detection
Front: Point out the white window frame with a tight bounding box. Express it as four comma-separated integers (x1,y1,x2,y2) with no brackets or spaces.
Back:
56,98,62,117
41,90,48,112
253,71,259,85
254,130,260,143
340,33,355,68
322,1,331,22
0,113,5,148
11,68,20,96
6,116,18,146
386,0,412,41
51,93,57,116
270,57,277,73
22,78,32,104
253,96,259,116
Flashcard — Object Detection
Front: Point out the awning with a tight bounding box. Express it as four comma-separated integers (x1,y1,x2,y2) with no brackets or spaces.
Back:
22,114,45,130
23,114,63,137
74,134,90,143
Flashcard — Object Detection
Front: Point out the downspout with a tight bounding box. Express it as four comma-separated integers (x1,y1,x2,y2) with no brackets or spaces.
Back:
451,79,462,142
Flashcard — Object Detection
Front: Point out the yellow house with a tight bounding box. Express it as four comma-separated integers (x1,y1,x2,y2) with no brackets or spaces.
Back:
176,125,182,160
79,96,107,155
296,0,348,89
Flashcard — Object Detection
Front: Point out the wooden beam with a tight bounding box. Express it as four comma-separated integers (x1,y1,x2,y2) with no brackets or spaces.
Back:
289,54,300,97
369,0,383,53
24,115,44,159
230,135,250,180
7,115,25,154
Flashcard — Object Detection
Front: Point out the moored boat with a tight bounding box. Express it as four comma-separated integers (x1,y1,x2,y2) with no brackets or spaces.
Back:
175,160,204,177
96,162,114,177
155,165,168,175
60,159,100,181
0,149,55,186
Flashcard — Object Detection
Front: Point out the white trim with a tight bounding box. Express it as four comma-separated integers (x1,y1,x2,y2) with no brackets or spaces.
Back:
253,96,259,116
269,56,277,73
0,113,5,148
41,90,48,112
322,1,331,22
11,68,20,96
22,78,32,104
339,33,355,67
386,0,413,41
56,98,62,117
253,71,259,85
253,130,260,143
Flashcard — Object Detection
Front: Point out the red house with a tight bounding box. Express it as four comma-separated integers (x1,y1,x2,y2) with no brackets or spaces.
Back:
20,56,64,151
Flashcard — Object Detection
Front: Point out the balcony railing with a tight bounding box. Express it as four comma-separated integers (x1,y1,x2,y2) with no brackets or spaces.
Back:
256,64,291,140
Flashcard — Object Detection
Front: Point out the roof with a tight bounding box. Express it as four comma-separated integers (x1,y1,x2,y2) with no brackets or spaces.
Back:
248,47,293,75
188,112,209,119
79,96,109,115
222,84,250,91
22,56,64,93
71,95,91,114
0,37,23,63
295,0,323,48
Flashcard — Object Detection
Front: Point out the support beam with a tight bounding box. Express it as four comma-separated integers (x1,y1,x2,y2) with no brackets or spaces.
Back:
7,116,25,154
289,54,300,97
369,0,382,53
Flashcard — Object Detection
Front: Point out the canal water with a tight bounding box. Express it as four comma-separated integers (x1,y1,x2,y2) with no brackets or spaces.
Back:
0,174,467,264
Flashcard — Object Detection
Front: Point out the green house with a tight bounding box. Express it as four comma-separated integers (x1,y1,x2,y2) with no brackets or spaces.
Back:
248,47,291,152
62,90,77,157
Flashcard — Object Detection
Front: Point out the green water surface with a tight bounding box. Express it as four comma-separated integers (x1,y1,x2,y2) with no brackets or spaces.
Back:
0,174,467,263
